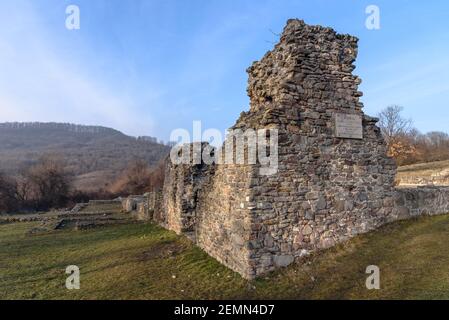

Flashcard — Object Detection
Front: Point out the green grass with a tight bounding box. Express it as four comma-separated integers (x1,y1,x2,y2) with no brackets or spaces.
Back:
2,215,449,300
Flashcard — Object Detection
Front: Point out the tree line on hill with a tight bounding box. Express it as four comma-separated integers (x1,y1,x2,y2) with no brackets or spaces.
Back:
378,105,449,166
0,155,166,214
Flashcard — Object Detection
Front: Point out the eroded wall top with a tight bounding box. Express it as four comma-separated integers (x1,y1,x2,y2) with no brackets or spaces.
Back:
235,19,363,131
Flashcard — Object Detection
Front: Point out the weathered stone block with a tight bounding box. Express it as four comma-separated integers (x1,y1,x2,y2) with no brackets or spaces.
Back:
273,255,294,267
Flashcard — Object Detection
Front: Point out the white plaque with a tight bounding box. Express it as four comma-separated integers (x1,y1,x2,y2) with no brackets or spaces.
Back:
335,113,363,139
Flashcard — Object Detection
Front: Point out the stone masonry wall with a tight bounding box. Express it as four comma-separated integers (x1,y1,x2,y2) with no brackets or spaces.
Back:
393,187,449,219
236,19,398,276
148,19,449,279
159,143,256,277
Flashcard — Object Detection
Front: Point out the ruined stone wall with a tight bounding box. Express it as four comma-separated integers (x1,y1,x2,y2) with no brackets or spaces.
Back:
235,19,398,275
122,195,147,213
160,145,213,237
151,191,164,222
161,144,257,277
194,162,256,278
153,19,449,279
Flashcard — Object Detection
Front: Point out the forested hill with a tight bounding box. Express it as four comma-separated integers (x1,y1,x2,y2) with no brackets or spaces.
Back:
0,122,170,191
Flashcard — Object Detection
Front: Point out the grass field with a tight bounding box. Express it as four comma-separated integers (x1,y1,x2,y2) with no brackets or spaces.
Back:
2,215,449,300
398,160,449,174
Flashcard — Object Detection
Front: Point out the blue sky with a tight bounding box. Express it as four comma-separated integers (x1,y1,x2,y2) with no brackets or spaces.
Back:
0,0,448,141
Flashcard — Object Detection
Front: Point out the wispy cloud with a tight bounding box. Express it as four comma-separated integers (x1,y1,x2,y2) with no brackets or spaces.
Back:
0,1,157,136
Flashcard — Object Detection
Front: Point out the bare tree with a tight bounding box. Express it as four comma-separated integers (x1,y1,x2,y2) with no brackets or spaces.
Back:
421,131,449,162
110,158,152,195
426,131,449,148
378,106,417,164
24,155,72,210
148,159,166,192
378,107,449,165
110,158,166,195
378,105,413,146
0,172,18,213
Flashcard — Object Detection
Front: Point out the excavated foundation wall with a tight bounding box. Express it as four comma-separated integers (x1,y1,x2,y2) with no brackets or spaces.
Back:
130,19,449,279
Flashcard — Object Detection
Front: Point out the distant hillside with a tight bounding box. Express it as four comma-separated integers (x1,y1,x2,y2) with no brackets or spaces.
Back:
0,122,170,191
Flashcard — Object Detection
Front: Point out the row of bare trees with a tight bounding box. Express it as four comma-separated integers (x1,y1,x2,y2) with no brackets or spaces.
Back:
378,105,449,166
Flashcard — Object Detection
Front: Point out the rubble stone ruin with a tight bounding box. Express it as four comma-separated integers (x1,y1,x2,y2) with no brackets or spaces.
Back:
123,19,449,279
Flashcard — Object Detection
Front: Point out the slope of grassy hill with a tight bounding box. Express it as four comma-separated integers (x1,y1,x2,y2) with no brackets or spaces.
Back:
0,122,170,191
2,211,449,299
397,160,449,186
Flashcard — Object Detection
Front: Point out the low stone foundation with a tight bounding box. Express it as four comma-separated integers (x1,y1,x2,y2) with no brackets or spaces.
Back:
393,187,449,219
88,199,121,205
